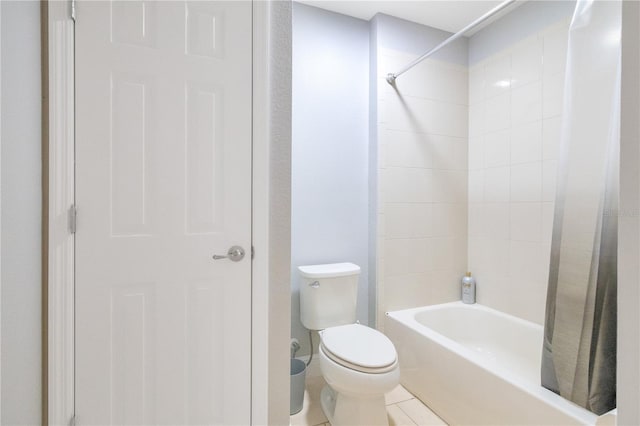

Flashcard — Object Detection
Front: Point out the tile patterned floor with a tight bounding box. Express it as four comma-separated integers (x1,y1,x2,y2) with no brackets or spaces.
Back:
289,373,447,426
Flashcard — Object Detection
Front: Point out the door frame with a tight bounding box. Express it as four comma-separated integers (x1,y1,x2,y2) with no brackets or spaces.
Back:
43,1,290,424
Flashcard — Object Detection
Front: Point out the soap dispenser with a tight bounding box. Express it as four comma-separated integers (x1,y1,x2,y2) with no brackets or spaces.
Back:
462,272,476,304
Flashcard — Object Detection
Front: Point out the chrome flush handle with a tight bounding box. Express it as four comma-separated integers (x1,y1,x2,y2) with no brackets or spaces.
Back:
212,246,246,262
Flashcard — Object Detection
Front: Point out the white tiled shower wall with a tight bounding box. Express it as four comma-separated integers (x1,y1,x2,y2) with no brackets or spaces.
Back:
467,20,570,324
377,49,469,325
373,13,571,328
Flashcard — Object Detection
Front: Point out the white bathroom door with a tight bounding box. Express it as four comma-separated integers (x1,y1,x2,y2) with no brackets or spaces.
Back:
74,1,252,424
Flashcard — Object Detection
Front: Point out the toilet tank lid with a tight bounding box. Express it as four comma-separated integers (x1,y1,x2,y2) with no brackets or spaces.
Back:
298,262,360,279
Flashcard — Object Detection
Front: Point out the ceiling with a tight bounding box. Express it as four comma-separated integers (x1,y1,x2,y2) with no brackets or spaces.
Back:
295,1,514,34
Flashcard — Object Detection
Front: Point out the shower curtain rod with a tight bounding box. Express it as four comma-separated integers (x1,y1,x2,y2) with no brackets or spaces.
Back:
386,0,517,85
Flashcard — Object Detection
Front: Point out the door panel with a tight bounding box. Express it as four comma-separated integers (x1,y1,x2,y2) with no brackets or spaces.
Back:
75,2,252,424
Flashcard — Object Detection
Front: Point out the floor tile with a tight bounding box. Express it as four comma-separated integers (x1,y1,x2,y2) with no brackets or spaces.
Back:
385,384,415,405
290,378,447,426
289,375,328,426
387,403,418,426
397,398,447,426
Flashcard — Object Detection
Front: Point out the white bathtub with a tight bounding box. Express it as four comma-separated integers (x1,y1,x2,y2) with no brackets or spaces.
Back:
386,302,612,426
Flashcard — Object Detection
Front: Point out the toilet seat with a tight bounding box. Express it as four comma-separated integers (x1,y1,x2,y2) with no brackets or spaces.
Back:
320,324,397,374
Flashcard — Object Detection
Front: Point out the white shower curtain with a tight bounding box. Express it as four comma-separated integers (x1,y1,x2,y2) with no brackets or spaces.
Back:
541,0,620,415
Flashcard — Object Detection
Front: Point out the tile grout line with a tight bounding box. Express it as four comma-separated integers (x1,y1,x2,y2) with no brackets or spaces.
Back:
395,402,421,426
390,402,419,426
396,399,449,426
386,395,416,406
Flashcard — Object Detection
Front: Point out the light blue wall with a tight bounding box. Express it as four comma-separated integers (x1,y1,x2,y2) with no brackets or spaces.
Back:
1,1,42,423
291,3,370,354
373,13,468,64
368,14,379,331
469,0,576,65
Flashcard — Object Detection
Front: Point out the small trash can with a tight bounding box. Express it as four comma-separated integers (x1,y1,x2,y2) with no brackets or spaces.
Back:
290,358,306,415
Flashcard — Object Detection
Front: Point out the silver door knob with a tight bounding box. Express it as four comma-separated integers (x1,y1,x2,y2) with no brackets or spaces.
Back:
212,246,245,262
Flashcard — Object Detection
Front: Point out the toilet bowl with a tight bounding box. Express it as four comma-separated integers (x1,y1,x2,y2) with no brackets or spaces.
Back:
298,263,400,426
318,324,400,426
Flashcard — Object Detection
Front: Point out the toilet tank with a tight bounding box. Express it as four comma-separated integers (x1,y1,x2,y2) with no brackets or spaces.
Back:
299,262,360,330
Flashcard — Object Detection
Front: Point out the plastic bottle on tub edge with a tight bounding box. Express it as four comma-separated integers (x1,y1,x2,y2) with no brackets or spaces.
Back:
461,272,476,304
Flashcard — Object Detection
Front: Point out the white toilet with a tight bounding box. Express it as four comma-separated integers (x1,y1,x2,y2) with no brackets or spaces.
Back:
299,263,399,426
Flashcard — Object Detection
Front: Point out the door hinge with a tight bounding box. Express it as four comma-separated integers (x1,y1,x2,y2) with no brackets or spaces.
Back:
251,246,255,259
70,0,76,22
68,204,77,234
69,414,77,426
